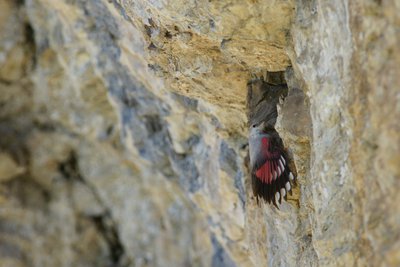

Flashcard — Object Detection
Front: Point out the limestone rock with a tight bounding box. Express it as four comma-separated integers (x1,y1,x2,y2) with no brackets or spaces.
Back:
0,0,399,266
0,153,25,182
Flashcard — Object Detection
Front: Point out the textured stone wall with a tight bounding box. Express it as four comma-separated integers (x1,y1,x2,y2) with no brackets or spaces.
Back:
290,1,400,266
0,0,398,267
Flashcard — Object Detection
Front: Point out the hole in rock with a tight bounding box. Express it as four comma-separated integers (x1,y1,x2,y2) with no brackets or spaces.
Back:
247,71,297,206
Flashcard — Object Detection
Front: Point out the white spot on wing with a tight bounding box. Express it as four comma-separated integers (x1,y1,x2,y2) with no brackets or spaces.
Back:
281,155,286,165
280,188,286,198
285,182,291,192
289,172,294,181
275,192,280,203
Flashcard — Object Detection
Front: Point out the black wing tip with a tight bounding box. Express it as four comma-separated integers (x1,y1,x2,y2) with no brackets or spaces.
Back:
252,171,295,207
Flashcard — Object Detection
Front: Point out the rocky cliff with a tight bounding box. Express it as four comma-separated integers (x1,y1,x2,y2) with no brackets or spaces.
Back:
0,0,399,266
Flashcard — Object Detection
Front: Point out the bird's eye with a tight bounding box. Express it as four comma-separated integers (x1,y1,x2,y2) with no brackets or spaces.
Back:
252,124,256,128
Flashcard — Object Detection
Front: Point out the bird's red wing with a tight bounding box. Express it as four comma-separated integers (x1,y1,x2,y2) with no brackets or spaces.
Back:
252,137,294,205
254,137,285,184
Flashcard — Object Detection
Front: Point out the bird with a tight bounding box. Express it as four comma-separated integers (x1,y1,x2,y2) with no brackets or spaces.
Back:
249,121,295,207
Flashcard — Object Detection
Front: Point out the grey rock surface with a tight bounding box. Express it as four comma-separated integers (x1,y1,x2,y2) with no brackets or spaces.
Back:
0,0,398,267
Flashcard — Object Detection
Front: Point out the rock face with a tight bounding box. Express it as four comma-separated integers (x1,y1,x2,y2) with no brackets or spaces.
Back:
0,0,398,267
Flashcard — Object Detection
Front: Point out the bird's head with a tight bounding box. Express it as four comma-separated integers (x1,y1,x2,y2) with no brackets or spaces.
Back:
249,121,275,137
249,121,266,137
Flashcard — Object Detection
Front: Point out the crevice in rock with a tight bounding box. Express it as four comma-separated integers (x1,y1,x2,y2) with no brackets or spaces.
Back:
143,114,163,135
58,151,83,182
57,150,129,267
247,72,288,129
90,214,127,267
247,71,297,205
24,22,37,69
